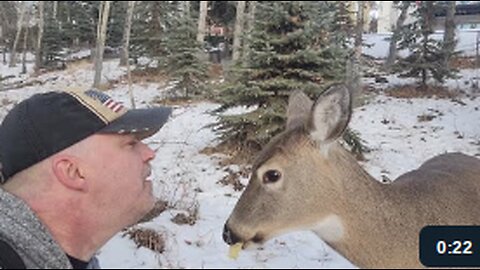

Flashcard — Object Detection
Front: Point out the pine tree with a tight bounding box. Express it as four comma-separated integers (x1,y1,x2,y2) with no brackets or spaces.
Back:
162,3,208,99
9,2,26,67
394,1,457,89
129,2,176,65
106,1,126,48
57,1,97,49
232,1,246,62
34,1,44,72
42,2,65,68
441,1,458,69
213,1,349,151
1,1,18,64
330,1,354,49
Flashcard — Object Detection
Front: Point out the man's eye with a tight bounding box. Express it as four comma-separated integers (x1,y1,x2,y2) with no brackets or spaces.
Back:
128,140,139,146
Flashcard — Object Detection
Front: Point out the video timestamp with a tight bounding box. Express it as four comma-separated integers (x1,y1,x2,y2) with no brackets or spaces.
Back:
419,226,480,267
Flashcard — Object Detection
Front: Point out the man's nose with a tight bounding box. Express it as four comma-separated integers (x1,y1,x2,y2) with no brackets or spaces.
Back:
140,142,156,161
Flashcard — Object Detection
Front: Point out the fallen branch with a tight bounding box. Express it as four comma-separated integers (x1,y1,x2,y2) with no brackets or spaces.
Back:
0,76,58,92
0,75,16,82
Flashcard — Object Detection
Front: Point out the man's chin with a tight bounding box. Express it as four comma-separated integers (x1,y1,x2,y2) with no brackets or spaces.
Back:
132,199,157,225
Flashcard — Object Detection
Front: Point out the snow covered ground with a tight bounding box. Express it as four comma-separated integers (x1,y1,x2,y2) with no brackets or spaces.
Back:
0,53,479,268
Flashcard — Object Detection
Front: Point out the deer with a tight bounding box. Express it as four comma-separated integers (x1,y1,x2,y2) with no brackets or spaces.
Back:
222,84,480,268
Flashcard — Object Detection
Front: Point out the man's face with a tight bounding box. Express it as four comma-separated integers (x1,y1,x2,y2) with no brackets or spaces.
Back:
81,133,156,227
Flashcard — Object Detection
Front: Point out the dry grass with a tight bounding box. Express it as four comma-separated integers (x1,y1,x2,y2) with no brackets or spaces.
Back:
385,84,458,99
137,200,168,224
151,96,206,106
171,212,197,226
128,68,169,84
124,228,165,254
217,166,249,191
201,142,254,191
450,57,478,69
417,113,437,122
95,82,115,91
105,68,169,91
170,204,199,226
208,63,224,79
65,59,92,74
200,141,258,167
1,98,13,106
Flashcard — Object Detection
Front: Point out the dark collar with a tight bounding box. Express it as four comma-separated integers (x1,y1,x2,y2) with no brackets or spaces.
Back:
66,254,89,269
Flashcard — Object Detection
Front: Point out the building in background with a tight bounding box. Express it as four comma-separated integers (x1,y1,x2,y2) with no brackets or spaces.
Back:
433,1,480,30
370,1,480,33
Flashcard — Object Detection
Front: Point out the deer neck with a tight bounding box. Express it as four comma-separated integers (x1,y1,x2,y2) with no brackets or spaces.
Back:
311,143,390,268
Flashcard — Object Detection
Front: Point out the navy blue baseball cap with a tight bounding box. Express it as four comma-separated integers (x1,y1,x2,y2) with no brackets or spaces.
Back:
0,89,172,182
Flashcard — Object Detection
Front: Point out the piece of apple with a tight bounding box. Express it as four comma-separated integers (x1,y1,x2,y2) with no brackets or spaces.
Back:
228,243,243,260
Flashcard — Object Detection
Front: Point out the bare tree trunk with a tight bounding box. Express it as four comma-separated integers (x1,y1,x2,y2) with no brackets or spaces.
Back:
2,28,6,64
243,1,256,62
0,2,15,66
123,2,136,108
385,2,409,71
350,1,364,104
9,3,26,67
443,1,456,69
148,2,164,58
0,25,4,64
184,1,191,17
368,1,378,33
2,24,5,64
421,2,434,89
354,1,364,62
196,1,208,44
35,1,44,73
0,25,2,89
21,14,29,74
120,1,135,66
232,1,246,62
126,41,135,108
246,1,256,34
53,1,58,20
93,1,111,88
475,33,479,89
152,2,163,30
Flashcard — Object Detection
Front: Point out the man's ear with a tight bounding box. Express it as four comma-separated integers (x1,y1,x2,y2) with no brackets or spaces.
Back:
51,155,88,191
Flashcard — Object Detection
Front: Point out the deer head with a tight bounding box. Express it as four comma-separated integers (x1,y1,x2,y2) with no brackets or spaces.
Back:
223,84,352,246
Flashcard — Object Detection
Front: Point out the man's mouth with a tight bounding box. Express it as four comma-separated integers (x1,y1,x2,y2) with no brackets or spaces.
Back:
144,167,153,182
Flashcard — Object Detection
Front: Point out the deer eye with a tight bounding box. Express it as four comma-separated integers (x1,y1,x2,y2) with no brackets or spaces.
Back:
262,170,282,184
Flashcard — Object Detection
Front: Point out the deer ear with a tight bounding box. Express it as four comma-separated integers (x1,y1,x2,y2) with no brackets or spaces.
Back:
286,90,314,130
309,84,352,143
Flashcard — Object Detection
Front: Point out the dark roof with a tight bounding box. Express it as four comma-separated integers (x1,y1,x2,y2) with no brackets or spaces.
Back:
435,2,480,16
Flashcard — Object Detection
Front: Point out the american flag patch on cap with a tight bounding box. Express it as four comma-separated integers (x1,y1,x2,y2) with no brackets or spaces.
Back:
85,89,124,113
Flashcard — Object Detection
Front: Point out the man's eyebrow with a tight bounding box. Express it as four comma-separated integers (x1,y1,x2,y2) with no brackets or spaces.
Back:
119,134,136,143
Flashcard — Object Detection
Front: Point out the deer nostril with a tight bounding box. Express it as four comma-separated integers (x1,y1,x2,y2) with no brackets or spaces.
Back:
223,223,241,245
